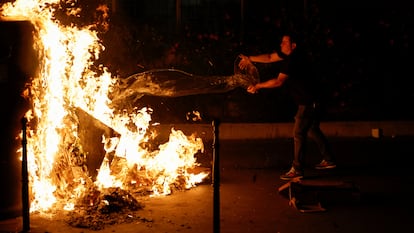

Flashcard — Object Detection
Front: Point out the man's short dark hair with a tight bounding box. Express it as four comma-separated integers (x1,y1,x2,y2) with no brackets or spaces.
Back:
282,31,302,45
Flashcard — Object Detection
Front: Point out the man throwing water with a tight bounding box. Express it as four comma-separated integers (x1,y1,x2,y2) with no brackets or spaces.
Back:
239,32,336,180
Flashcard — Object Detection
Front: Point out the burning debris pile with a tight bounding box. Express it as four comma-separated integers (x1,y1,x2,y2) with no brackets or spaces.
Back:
0,0,209,219
67,187,147,230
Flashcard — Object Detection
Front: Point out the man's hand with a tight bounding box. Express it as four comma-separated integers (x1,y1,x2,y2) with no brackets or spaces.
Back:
247,84,258,94
238,54,251,70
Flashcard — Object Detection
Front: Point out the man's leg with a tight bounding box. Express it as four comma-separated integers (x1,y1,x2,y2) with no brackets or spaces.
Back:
292,105,312,172
308,118,336,169
309,123,334,162
280,105,313,180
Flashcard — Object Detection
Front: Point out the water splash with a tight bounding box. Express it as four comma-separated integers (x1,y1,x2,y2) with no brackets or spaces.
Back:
110,56,259,106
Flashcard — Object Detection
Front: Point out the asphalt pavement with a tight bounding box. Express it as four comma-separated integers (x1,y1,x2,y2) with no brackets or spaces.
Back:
1,136,414,233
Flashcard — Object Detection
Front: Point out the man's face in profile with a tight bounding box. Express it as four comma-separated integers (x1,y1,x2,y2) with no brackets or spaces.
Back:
280,35,296,55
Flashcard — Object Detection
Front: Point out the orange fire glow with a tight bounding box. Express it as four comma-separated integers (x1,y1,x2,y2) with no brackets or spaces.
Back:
1,0,208,214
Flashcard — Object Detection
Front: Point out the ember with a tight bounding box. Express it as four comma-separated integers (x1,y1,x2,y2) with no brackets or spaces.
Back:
67,187,146,230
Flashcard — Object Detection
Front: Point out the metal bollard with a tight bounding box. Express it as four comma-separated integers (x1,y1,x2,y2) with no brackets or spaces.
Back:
21,117,30,232
212,120,220,233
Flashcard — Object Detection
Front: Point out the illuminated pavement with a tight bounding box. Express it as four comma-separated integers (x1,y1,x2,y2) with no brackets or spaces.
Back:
1,136,413,233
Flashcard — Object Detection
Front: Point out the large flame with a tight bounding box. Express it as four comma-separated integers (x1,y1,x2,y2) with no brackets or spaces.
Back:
1,0,208,213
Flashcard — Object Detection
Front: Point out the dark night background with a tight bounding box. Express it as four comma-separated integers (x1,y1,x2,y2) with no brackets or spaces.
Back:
0,1,413,228
1,0,412,123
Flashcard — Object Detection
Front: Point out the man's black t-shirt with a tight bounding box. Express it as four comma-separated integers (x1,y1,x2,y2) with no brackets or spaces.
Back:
279,49,319,106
